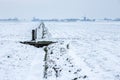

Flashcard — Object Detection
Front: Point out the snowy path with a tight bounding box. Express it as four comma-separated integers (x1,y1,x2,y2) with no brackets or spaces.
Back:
26,48,45,80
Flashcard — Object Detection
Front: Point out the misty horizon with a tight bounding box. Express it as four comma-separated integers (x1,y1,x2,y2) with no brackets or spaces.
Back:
0,0,120,19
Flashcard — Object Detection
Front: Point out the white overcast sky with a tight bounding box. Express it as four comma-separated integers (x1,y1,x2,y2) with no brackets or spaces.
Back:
0,0,120,19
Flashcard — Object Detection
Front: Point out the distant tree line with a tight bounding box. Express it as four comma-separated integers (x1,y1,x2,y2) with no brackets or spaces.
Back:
0,17,120,22
32,17,120,22
103,18,120,21
0,18,19,22
32,17,96,22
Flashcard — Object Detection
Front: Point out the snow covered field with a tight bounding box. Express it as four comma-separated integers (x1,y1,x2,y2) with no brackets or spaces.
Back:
0,21,120,80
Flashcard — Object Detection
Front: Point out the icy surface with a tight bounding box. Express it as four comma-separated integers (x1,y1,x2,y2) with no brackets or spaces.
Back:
0,22,120,80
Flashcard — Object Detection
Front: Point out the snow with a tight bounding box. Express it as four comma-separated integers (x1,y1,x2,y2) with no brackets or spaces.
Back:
0,21,120,80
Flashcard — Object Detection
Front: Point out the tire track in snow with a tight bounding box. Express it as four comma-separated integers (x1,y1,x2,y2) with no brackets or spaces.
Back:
26,48,45,80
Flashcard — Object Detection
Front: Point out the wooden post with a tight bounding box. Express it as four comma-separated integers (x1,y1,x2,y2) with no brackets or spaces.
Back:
32,30,35,41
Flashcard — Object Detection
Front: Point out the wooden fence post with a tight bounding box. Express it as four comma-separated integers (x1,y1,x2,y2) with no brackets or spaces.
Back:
32,30,35,41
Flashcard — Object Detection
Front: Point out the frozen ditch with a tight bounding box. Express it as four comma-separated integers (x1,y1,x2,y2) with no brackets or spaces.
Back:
23,40,89,80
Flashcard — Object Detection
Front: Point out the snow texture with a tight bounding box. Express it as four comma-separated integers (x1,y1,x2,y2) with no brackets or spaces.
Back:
0,22,120,80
